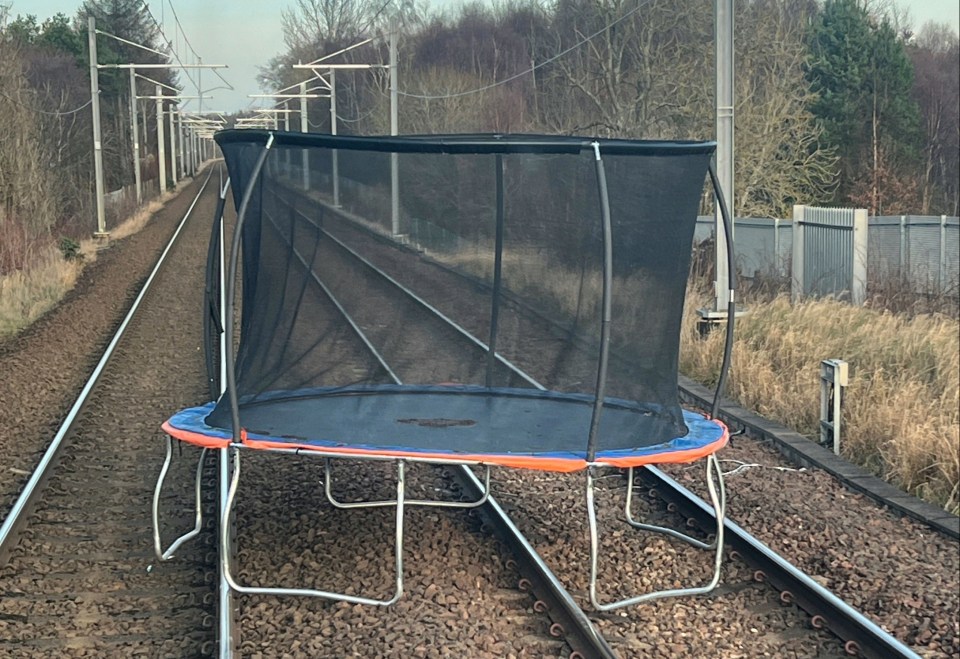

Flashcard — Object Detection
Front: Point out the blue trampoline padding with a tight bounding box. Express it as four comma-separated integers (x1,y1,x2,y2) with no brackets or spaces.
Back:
163,385,727,472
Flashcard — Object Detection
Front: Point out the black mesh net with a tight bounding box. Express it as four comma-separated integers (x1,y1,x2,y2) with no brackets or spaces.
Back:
208,131,715,454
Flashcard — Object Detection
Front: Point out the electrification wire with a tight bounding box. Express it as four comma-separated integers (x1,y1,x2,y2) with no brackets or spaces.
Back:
0,90,94,116
142,0,234,96
165,0,234,92
141,1,198,91
166,0,199,59
336,108,378,124
393,0,656,100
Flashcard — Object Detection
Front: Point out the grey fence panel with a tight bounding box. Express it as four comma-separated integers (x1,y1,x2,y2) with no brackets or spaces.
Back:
666,211,955,301
871,215,959,292
694,216,792,279
803,207,856,300
868,216,904,279
906,216,943,289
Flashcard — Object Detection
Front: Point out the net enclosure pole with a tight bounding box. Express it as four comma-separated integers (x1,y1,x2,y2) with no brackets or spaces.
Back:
586,143,614,463
485,154,506,388
707,161,738,418
88,17,107,237
225,135,275,441
389,23,400,236
156,85,167,193
129,67,142,205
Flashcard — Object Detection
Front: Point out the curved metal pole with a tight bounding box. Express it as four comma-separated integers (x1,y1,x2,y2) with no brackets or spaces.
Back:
707,161,737,419
225,134,274,441
586,142,613,463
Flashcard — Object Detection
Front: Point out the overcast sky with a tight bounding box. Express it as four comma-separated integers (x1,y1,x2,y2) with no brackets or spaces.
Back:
11,0,960,112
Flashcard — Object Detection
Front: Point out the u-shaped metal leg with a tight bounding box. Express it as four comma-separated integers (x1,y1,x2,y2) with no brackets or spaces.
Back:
587,455,727,611
152,435,208,561
221,447,406,606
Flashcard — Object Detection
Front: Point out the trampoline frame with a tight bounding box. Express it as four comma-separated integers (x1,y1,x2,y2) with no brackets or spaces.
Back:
154,437,728,609
152,130,739,611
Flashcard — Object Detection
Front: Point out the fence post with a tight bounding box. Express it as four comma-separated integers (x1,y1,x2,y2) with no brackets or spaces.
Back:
791,205,805,303
940,215,947,292
773,217,781,276
899,216,907,281
852,208,868,305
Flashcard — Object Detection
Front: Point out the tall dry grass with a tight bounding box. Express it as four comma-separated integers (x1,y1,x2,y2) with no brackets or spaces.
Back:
0,244,80,337
681,289,960,514
0,188,179,341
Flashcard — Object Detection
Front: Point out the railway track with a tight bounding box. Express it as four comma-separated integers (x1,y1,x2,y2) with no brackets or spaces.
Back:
0,157,950,657
261,181,927,658
0,169,221,656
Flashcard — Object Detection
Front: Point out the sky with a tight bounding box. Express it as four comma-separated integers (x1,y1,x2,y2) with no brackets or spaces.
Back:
10,0,960,113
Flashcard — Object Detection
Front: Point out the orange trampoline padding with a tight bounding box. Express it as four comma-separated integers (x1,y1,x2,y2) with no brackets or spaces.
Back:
162,387,727,473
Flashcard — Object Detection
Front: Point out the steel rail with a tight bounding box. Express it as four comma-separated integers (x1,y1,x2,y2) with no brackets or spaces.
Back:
254,198,618,659
0,167,215,567
635,466,921,659
269,182,923,659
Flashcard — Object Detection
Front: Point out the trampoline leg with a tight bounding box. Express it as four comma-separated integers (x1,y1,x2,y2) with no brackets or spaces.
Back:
625,465,720,550
587,455,727,611
221,449,405,606
324,459,490,509
152,435,208,561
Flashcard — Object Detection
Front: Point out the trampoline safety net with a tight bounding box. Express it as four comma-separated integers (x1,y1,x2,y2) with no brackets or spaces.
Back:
207,131,717,464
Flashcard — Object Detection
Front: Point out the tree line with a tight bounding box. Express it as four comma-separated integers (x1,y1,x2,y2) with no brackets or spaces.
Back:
262,0,959,218
0,0,176,274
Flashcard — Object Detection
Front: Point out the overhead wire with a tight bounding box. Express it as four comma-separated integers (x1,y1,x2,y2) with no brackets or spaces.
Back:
141,3,198,91
165,0,234,93
0,90,94,116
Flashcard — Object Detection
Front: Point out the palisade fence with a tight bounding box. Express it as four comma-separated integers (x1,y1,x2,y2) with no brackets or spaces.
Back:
693,210,960,303
791,206,868,304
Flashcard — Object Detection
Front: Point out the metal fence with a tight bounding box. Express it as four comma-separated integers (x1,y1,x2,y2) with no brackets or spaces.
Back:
694,212,960,300
792,206,868,304
869,215,960,293
103,177,161,230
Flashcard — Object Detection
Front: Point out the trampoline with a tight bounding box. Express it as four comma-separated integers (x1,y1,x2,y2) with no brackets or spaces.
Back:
153,131,737,611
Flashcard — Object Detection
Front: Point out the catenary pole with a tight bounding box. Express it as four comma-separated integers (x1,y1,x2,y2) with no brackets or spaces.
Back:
299,79,309,190
330,69,339,206
169,102,177,187
714,0,734,312
389,22,399,236
178,110,185,179
88,17,107,237
156,85,166,193
129,67,142,205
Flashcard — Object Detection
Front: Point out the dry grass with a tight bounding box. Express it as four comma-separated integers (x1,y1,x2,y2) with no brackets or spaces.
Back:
0,244,80,337
681,289,960,514
0,183,184,341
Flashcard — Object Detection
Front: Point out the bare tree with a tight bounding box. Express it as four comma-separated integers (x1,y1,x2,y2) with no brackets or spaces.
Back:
910,23,960,214
731,0,838,216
